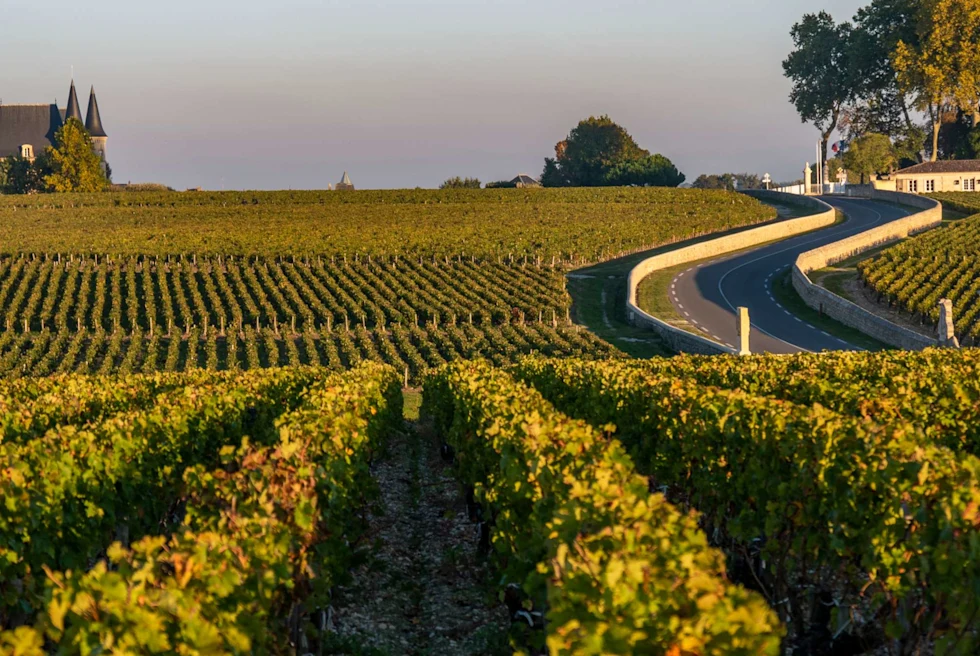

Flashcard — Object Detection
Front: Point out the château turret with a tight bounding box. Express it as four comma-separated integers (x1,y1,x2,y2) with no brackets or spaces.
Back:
65,81,83,123
85,86,108,170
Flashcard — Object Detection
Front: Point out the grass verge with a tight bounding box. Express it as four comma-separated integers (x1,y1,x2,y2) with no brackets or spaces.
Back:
770,270,890,351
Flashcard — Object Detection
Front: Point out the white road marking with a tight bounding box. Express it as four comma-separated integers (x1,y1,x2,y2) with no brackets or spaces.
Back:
677,304,684,310
678,272,685,278
821,331,832,337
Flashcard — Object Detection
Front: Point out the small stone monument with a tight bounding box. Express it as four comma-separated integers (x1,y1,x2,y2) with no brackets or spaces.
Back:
938,299,960,348
736,306,751,356
804,162,812,194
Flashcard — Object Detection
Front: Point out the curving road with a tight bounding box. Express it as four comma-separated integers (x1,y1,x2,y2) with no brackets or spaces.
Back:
667,197,911,354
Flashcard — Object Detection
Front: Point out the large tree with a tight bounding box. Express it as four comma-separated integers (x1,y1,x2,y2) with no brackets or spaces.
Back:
782,12,857,160
843,133,897,182
893,0,980,161
541,116,683,187
851,0,922,133
42,119,109,192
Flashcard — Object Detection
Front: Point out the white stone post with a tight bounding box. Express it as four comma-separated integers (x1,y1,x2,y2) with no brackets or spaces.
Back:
736,307,751,356
938,299,960,348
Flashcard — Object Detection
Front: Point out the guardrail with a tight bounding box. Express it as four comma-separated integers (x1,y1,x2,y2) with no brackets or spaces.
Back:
626,192,836,354
791,189,942,350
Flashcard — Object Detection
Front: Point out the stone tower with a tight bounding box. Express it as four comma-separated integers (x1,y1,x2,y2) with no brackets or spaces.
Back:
84,86,108,171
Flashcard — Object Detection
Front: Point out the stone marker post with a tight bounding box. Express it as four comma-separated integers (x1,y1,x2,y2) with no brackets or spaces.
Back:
938,299,960,348
736,307,751,356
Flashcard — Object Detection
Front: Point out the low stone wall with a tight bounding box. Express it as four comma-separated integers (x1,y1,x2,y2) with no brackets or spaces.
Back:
627,191,836,354
792,189,942,350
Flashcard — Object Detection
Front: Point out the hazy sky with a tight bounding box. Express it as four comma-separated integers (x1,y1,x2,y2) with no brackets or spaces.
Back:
3,0,868,190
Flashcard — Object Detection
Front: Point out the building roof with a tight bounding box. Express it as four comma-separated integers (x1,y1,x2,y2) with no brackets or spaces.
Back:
85,86,106,137
65,81,83,123
340,171,352,185
511,173,540,186
894,160,980,175
0,104,63,158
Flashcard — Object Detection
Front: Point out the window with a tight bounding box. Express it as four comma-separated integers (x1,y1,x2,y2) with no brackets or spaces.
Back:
925,179,936,192
909,180,918,193
966,179,976,192
20,145,33,159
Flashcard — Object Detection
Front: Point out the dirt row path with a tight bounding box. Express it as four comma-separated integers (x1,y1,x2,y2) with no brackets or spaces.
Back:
329,410,510,655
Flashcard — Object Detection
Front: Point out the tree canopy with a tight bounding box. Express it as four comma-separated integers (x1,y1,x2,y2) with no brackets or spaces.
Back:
43,119,110,193
843,133,897,183
782,12,857,158
692,173,764,191
439,176,482,190
541,116,684,188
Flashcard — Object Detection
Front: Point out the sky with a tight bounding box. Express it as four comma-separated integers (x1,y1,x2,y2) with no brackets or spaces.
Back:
3,0,869,190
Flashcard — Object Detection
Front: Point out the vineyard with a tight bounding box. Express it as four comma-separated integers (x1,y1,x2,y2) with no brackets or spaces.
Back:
928,192,980,216
3,349,980,654
0,363,403,653
506,351,980,654
0,255,622,380
0,187,773,258
858,206,980,343
0,187,783,378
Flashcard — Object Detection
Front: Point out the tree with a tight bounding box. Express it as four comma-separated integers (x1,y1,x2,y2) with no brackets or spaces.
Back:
843,133,897,182
851,0,923,134
42,118,109,193
541,116,683,187
2,156,49,194
691,173,763,191
603,155,685,187
893,0,980,161
783,12,857,160
440,176,482,189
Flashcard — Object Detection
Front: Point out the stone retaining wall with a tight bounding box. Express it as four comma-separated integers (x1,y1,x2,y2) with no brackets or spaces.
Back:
792,189,942,350
627,192,836,354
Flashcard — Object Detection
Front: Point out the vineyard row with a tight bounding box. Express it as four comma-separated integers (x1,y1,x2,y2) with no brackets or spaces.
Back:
0,256,571,334
422,361,782,654
0,323,619,382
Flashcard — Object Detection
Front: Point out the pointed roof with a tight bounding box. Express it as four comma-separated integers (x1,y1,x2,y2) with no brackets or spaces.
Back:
85,86,107,137
341,171,352,185
65,81,83,123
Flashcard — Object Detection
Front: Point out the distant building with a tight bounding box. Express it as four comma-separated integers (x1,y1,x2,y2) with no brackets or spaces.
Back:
0,80,107,169
511,173,541,188
892,160,980,194
335,171,354,191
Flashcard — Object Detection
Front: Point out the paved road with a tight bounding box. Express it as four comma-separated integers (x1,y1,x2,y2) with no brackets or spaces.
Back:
668,197,911,354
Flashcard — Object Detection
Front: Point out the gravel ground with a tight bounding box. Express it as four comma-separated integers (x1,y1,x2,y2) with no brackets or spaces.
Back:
328,420,511,655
